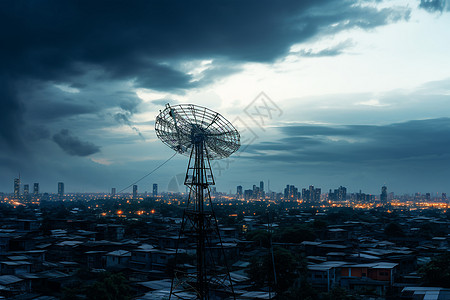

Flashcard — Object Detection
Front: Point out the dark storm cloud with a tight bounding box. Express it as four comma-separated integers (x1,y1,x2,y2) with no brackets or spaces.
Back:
0,75,24,149
0,0,410,150
114,113,146,140
113,97,146,140
246,118,450,165
419,0,447,12
53,129,100,156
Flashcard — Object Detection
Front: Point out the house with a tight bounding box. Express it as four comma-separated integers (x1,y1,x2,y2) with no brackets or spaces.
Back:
340,262,398,296
157,235,187,249
85,251,106,269
307,261,347,291
130,249,154,270
0,261,32,275
341,262,397,285
0,274,29,297
105,250,131,268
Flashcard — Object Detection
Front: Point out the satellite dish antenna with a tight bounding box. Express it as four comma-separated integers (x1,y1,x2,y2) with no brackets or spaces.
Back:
155,103,239,299
155,103,240,160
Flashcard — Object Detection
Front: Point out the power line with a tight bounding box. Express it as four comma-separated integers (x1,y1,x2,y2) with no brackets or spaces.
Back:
117,152,177,194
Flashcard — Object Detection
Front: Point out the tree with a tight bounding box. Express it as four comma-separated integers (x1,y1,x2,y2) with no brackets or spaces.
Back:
246,229,271,248
86,273,132,300
420,253,450,288
274,225,316,244
384,222,404,237
246,246,304,293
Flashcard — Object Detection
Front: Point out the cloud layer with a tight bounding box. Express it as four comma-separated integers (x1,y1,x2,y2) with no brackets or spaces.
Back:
247,118,450,165
0,0,410,149
0,0,447,193
53,129,100,156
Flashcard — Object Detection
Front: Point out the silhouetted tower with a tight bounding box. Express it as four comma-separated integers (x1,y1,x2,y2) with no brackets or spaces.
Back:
58,182,64,198
23,184,29,199
156,104,239,300
14,178,20,199
111,188,116,196
152,183,158,197
33,183,39,196
132,185,138,199
236,185,243,198
380,186,387,204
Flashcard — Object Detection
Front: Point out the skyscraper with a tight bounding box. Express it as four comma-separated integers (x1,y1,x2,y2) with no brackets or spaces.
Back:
153,183,158,197
133,185,138,199
315,187,321,202
58,182,64,198
259,181,264,192
380,186,387,203
236,185,243,198
329,186,347,201
14,178,20,199
284,184,298,200
33,183,39,195
24,184,29,196
111,188,116,196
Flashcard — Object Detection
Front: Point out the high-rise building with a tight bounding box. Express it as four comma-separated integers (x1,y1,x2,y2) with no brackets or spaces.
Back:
315,187,321,202
111,188,116,196
24,184,29,196
58,182,64,198
33,183,39,195
329,186,347,201
442,193,447,202
133,185,138,199
236,185,243,198
380,186,387,203
252,185,260,199
301,186,321,203
14,178,20,199
153,183,158,197
244,189,253,201
284,184,298,200
260,181,264,192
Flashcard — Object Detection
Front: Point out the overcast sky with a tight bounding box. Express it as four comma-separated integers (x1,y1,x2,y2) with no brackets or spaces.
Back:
1,0,450,195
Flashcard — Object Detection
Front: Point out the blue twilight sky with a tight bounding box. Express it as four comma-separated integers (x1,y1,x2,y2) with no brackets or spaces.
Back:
1,0,450,195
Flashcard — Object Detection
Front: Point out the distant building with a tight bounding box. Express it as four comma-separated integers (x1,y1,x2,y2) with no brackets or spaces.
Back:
329,186,347,201
111,188,116,196
380,186,387,203
259,181,265,198
153,183,158,197
244,189,253,201
33,183,39,195
14,178,20,199
58,182,64,198
442,193,447,202
284,184,298,200
356,190,374,202
133,185,138,199
23,184,29,198
302,185,321,203
236,185,243,198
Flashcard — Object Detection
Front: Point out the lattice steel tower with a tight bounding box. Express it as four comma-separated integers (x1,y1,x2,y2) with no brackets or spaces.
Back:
155,104,240,299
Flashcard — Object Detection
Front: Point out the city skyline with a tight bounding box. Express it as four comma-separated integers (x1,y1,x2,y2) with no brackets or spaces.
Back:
3,177,449,200
1,1,450,194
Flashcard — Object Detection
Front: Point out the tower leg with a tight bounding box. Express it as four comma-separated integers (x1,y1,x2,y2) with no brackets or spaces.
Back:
169,142,235,300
